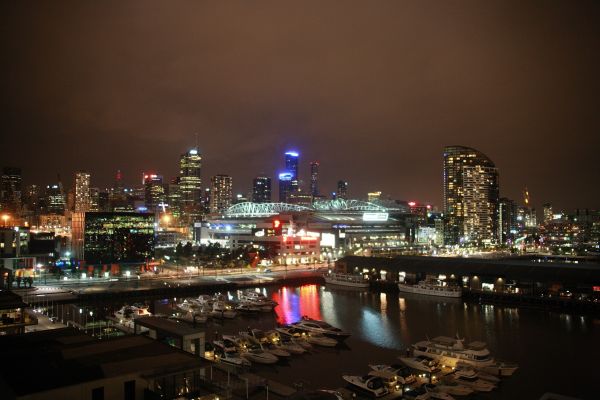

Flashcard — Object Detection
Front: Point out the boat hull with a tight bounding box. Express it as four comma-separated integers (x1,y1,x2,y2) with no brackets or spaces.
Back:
324,277,370,289
398,284,462,298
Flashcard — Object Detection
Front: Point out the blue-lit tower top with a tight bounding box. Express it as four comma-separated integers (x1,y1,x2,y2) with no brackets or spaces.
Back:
284,150,299,180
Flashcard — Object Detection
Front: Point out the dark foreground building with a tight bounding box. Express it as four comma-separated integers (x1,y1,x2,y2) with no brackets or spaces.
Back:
0,327,212,400
84,212,155,265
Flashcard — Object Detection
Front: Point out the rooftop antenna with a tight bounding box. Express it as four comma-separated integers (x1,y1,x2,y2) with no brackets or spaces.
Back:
195,132,199,151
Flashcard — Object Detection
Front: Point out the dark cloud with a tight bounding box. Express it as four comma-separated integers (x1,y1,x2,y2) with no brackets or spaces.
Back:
1,0,599,210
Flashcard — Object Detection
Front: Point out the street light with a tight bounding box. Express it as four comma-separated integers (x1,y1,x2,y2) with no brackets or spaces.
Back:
1,214,10,227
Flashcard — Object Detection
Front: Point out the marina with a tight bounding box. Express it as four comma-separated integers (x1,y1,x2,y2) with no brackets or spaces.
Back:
38,282,597,399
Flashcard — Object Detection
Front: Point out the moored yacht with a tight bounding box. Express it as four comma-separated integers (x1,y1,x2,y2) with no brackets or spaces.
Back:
447,370,495,392
223,335,279,365
275,325,337,347
114,305,151,320
398,277,461,298
398,355,441,373
324,272,369,289
210,300,237,319
342,375,389,398
422,384,456,400
411,335,518,376
292,316,351,341
368,363,416,384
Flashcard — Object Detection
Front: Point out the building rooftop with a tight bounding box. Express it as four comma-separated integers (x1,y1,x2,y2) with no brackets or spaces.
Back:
135,316,205,337
338,255,600,285
0,327,203,398
0,290,27,309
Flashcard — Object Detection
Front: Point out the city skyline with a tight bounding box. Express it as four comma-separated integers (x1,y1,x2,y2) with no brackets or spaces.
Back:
1,1,600,210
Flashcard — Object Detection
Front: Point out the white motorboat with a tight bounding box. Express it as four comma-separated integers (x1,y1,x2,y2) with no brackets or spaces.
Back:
398,277,462,298
114,305,151,320
222,335,279,364
266,330,306,354
342,375,389,398
236,301,262,313
176,300,197,313
367,370,399,392
454,363,500,384
449,371,496,392
275,325,337,347
273,326,313,350
240,348,279,364
206,342,251,368
324,272,369,289
432,381,474,396
192,294,214,307
172,310,208,324
411,335,518,376
239,289,278,306
210,301,237,319
422,384,456,400
368,363,416,384
292,316,351,341
399,356,440,373
240,329,292,358
238,290,277,312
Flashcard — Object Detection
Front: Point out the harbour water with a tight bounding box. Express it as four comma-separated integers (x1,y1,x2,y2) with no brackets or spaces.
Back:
150,283,598,399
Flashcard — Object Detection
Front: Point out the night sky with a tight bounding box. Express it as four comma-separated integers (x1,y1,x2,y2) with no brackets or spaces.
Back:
1,1,599,210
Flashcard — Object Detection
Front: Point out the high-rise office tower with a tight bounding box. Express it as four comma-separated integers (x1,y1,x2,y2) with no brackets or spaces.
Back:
252,176,272,203
179,148,202,214
74,172,91,212
285,151,299,180
278,172,293,203
167,178,182,218
443,145,499,245
114,170,124,195
23,184,40,213
143,173,165,212
498,197,517,244
89,187,100,212
543,203,553,224
310,161,319,197
522,187,537,228
336,180,348,200
45,183,66,215
1,167,22,213
210,175,232,213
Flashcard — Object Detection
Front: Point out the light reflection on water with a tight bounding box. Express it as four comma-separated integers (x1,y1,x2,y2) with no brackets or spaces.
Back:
273,284,322,324
145,284,598,399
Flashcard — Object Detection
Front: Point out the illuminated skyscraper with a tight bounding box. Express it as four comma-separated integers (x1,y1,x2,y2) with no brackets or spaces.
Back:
443,145,499,245
543,203,553,224
310,161,319,197
498,197,517,244
252,176,272,203
1,167,22,213
522,187,537,228
179,149,202,216
167,178,182,218
285,151,299,180
337,180,348,200
45,183,66,215
278,172,293,203
74,172,91,212
143,173,165,212
210,175,232,213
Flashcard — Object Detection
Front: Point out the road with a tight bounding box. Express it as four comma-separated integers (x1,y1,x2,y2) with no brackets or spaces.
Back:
12,264,329,304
